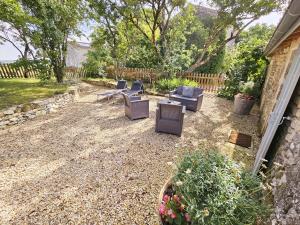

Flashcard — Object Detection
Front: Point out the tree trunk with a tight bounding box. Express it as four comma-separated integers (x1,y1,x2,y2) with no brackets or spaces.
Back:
23,43,30,78
53,64,65,83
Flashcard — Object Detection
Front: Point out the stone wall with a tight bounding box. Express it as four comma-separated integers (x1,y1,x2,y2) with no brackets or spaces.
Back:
0,86,79,130
269,84,300,225
260,27,300,134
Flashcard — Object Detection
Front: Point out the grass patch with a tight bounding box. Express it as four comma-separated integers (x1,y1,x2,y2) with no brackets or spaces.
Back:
0,79,68,110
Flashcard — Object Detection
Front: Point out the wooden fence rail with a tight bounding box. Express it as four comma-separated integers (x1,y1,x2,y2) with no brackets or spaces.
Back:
0,63,39,78
176,72,225,93
0,63,87,79
0,64,224,93
108,67,225,93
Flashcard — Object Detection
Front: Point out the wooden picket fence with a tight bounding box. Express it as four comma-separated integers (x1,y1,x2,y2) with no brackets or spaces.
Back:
176,72,225,93
107,67,225,93
0,63,224,93
0,63,87,79
0,63,39,78
107,67,158,83
65,67,87,79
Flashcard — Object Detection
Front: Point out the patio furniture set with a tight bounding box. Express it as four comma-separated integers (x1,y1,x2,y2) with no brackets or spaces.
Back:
98,80,204,137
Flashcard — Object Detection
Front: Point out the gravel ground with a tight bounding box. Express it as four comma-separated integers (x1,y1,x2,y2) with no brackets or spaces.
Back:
0,84,261,225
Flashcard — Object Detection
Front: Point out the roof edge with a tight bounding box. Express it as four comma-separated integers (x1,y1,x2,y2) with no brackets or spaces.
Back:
265,0,300,56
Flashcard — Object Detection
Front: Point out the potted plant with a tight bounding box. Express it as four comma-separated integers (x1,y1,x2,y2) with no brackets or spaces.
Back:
158,179,191,225
233,81,257,115
158,151,270,225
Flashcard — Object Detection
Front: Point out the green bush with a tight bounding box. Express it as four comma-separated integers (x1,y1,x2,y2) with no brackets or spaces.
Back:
173,151,270,225
155,77,198,93
239,81,260,98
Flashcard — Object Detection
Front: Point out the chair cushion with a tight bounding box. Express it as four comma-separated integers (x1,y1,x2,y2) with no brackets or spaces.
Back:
193,87,203,97
176,86,183,95
182,86,194,98
170,94,197,101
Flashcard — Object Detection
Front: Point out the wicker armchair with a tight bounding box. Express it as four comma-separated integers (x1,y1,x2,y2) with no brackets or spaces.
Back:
155,103,186,137
169,86,203,112
121,93,149,120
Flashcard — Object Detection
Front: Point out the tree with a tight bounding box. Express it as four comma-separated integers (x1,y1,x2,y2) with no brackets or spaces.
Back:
100,0,187,68
20,0,87,83
186,0,285,72
0,0,36,77
83,28,113,75
218,24,275,99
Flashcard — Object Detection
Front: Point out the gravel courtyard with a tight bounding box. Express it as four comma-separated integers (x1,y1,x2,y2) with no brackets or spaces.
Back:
0,85,261,225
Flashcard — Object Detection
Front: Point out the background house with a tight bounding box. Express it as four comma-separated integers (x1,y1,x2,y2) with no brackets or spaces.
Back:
66,41,90,68
253,0,300,224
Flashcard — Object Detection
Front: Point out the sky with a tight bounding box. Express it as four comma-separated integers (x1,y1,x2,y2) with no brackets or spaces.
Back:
0,3,284,62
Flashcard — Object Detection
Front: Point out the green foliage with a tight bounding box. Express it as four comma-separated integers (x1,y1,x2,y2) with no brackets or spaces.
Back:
218,24,274,99
239,81,260,97
11,59,52,83
187,0,285,71
83,29,113,76
173,151,270,225
155,77,198,92
163,4,203,71
195,32,226,74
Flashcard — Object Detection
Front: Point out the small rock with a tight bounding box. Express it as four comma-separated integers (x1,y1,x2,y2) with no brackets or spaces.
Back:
0,112,5,118
127,173,139,181
9,117,19,122
0,120,9,126
3,110,14,115
21,104,32,112
14,107,22,113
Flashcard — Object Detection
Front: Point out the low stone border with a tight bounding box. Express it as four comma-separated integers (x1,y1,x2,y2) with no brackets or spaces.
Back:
0,86,79,130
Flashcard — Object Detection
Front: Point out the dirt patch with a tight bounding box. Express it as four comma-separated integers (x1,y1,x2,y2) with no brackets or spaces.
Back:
0,86,260,224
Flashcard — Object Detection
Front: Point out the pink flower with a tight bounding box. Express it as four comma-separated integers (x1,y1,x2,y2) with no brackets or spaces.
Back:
163,194,170,203
171,213,177,219
159,204,166,215
185,213,191,222
167,209,173,216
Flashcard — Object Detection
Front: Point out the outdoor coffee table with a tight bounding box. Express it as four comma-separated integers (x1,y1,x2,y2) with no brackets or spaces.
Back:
96,89,124,101
157,99,182,107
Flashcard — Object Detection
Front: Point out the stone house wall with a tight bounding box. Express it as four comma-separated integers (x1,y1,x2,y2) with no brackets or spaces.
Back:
260,26,300,225
269,83,300,225
260,27,300,134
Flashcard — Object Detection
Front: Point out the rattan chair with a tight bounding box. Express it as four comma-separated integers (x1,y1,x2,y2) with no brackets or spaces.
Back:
121,93,149,120
155,103,185,136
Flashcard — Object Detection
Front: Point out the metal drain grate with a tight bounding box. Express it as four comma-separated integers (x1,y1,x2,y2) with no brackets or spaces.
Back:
228,130,252,148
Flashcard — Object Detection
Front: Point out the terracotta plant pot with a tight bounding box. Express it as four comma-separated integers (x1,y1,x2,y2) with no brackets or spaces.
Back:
158,178,172,225
233,93,255,115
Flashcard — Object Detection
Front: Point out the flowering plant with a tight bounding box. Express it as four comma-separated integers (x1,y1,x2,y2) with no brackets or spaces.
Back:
159,193,191,225
172,151,270,225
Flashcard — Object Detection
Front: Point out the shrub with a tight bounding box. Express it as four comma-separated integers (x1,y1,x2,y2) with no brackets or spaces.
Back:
239,81,260,98
155,77,198,92
173,151,270,225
